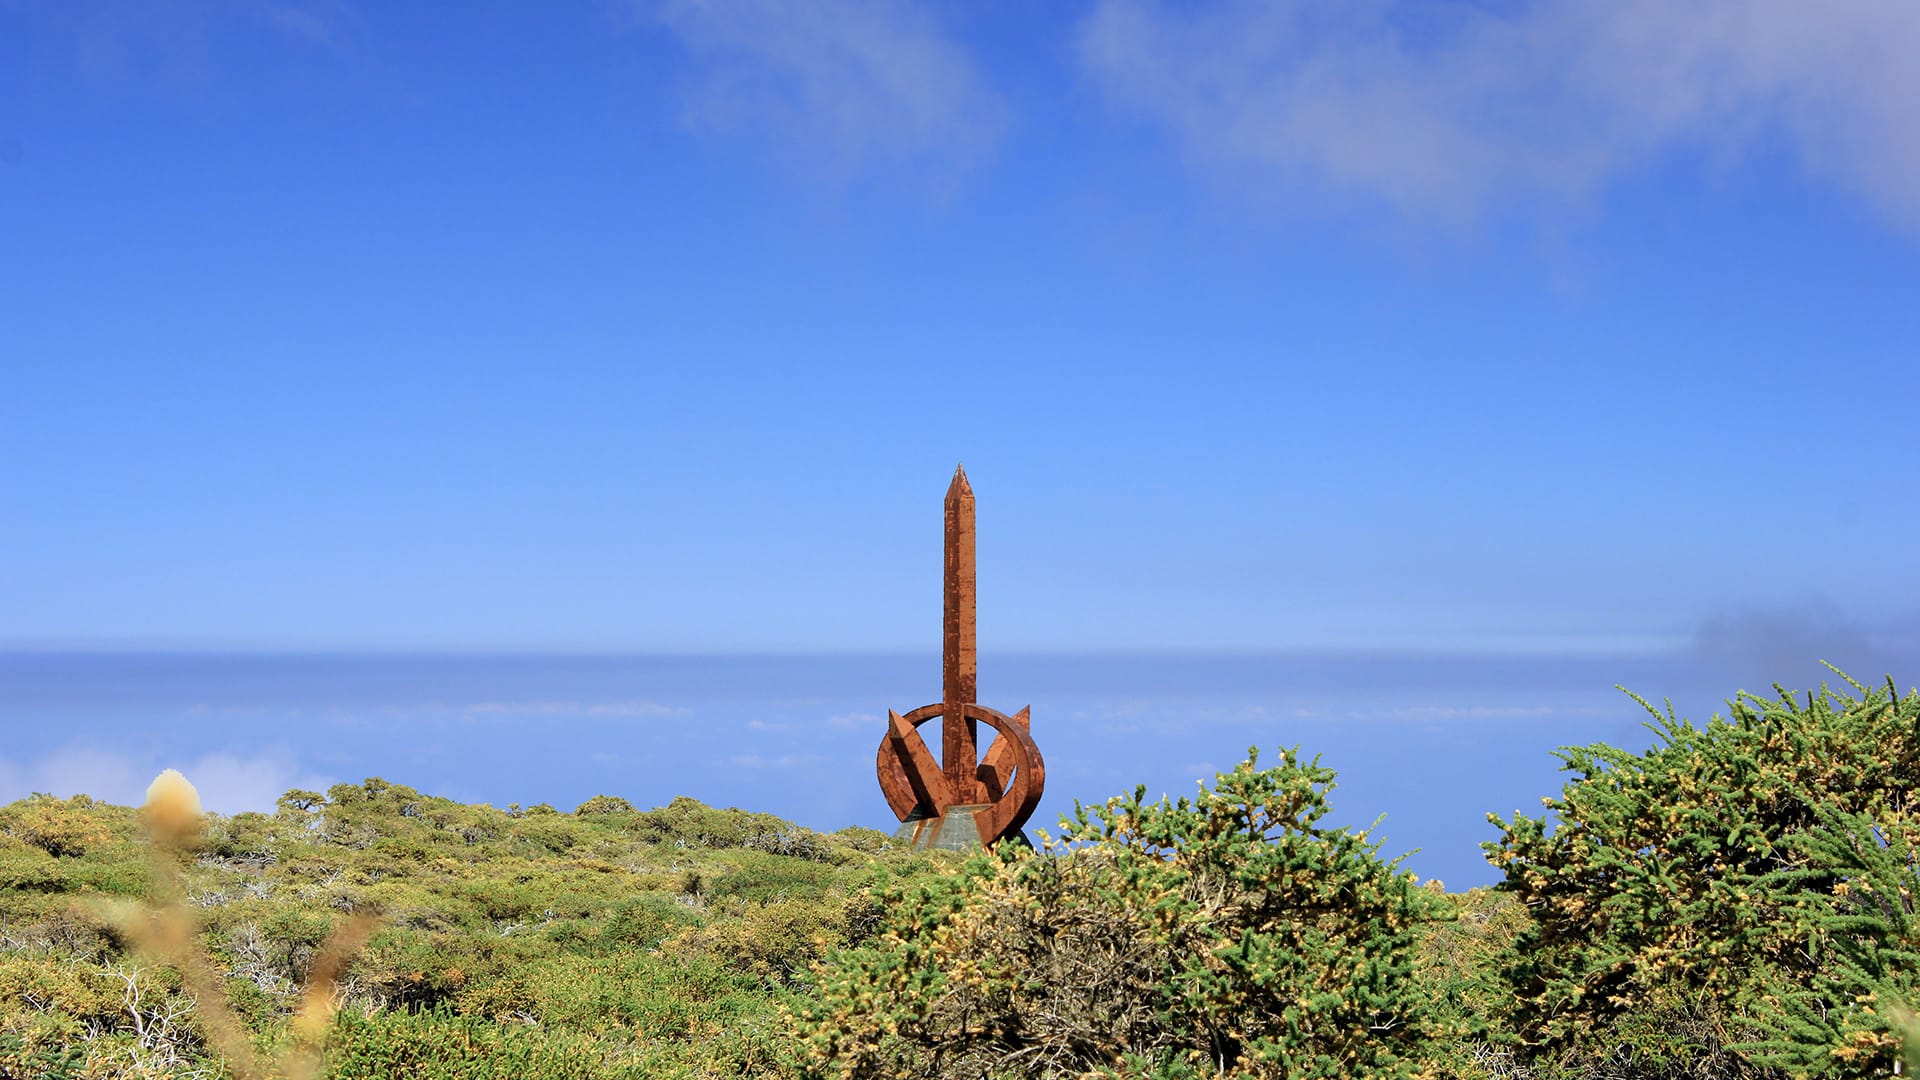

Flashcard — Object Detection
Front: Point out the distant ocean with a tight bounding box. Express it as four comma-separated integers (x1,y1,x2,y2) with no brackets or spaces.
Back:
0,649,1887,889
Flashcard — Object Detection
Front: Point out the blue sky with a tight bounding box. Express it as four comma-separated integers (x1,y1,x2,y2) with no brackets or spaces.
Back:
3,2,1918,884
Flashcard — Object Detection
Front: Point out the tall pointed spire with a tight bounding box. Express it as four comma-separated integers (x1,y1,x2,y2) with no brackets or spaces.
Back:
942,464,980,801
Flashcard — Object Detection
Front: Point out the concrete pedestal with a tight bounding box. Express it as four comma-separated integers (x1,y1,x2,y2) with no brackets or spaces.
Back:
893,805,1032,852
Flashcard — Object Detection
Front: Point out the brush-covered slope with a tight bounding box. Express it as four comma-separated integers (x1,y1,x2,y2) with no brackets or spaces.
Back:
0,780,945,1078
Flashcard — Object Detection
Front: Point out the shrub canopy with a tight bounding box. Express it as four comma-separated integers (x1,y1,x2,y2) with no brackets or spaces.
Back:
1489,674,1920,1076
798,746,1451,1079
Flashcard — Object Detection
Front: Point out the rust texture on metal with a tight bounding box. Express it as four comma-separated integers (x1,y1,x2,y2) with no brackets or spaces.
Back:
942,467,981,804
877,465,1046,850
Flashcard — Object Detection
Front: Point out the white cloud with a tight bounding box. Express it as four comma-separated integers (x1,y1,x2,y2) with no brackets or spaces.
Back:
1383,705,1564,721
0,745,332,816
455,699,688,719
725,751,828,770
745,712,885,733
649,0,1005,183
0,745,332,810
29,746,147,805
1076,0,1920,228
174,751,335,816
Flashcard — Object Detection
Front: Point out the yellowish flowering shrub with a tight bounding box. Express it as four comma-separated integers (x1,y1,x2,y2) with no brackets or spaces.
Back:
796,747,1452,1079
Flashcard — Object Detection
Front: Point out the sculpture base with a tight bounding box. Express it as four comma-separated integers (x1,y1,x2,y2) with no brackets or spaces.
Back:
893,805,1031,852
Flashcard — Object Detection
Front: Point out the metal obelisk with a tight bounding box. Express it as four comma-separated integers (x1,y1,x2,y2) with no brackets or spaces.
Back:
942,466,982,804
876,466,1046,850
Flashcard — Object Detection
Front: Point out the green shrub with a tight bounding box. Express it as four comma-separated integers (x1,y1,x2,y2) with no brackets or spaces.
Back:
827,826,891,855
0,1021,87,1080
574,795,635,816
0,841,68,894
1740,803,1920,1075
0,904,126,961
323,1006,604,1079
664,897,846,987
0,954,126,1029
202,811,280,862
225,972,283,1032
797,746,1450,1079
0,794,123,859
599,896,696,952
1488,674,1920,1076
633,797,790,850
707,853,837,905
507,816,581,856
1410,885,1535,1076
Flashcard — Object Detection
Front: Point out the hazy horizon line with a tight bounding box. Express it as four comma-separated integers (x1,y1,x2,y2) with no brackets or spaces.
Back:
0,637,1695,660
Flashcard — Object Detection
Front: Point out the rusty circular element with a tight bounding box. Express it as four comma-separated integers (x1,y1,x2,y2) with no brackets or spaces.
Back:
876,702,1045,846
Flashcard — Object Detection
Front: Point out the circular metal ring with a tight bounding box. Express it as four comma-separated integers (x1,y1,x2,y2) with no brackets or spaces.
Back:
876,702,1045,844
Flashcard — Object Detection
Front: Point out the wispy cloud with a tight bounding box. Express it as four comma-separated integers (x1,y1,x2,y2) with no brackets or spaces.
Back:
58,1,355,87
1076,0,1920,229
725,751,829,770
648,0,1005,185
179,698,689,724
1383,705,1567,722
458,699,688,719
746,712,877,733
259,2,357,48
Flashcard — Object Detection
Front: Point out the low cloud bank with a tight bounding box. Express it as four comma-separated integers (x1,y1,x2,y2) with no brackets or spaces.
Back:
0,745,332,816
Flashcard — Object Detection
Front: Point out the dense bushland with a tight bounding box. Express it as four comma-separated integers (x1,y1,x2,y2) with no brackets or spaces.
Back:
1,670,1916,1078
0,781,923,1078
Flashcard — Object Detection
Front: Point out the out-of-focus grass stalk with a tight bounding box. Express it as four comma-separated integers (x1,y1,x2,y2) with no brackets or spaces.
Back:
104,769,380,1080
282,911,379,1080
1889,999,1920,1074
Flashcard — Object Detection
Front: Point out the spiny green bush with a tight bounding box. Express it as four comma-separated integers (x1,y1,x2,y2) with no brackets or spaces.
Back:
0,1021,87,1080
1488,672,1920,1077
797,747,1452,1079
1740,803,1920,1075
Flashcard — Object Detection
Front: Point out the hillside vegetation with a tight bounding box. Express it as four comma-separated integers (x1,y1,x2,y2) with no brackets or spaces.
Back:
1,671,1916,1078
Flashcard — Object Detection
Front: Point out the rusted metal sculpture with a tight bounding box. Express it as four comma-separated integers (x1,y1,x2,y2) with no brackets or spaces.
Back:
877,466,1045,850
